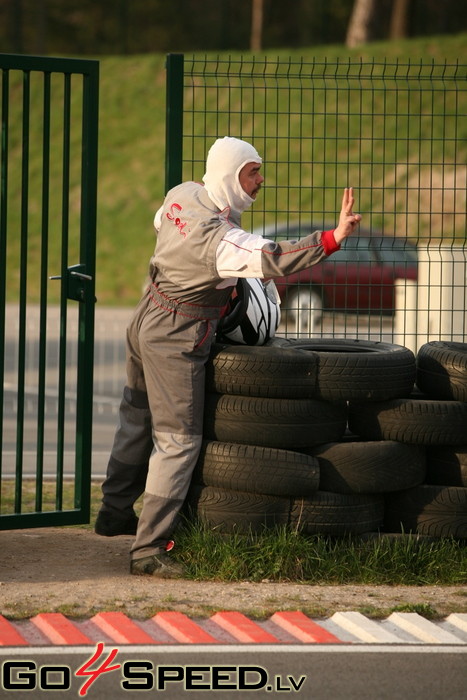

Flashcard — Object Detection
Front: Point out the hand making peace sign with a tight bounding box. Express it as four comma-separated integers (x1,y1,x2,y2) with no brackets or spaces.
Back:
333,187,362,245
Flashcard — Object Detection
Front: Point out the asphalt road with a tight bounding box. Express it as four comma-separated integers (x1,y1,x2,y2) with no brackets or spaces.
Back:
3,304,127,479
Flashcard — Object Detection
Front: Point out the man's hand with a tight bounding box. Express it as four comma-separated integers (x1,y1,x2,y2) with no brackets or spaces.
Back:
333,187,362,245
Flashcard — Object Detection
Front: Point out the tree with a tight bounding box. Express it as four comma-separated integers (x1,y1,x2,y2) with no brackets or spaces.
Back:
346,0,378,48
250,0,264,51
390,0,411,39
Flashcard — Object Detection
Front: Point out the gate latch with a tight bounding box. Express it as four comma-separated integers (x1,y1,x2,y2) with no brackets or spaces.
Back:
50,264,94,302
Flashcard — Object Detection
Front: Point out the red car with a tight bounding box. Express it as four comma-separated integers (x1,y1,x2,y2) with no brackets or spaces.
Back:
260,223,418,334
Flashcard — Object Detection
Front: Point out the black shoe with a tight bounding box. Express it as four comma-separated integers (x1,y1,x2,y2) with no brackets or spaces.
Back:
130,552,185,578
94,510,138,537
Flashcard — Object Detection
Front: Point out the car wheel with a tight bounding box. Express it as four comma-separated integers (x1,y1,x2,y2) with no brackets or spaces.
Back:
305,440,426,494
192,440,320,497
203,393,348,449
384,485,467,538
290,491,384,535
285,287,323,336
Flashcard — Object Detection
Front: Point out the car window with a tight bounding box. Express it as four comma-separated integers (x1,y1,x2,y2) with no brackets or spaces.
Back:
372,239,418,265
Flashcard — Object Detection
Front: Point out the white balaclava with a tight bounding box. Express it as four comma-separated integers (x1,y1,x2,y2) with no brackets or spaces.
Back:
202,136,262,217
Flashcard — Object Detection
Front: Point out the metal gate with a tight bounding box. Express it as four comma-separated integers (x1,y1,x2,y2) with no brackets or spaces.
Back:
0,54,99,529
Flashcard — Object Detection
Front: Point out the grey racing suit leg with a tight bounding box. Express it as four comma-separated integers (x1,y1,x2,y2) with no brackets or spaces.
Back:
98,296,153,521
98,387,152,519
128,293,218,561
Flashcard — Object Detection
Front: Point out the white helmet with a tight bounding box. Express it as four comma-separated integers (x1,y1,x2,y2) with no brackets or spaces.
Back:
218,278,281,345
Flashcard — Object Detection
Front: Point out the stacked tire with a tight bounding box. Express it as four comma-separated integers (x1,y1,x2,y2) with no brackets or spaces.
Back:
347,340,467,539
186,338,466,539
188,339,404,535
188,341,350,534
270,339,425,537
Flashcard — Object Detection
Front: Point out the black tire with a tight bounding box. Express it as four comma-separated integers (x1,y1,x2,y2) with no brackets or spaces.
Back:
426,446,467,487
203,393,348,449
384,485,467,538
416,341,467,401
206,342,318,398
186,484,290,534
290,491,384,535
270,337,416,401
193,441,319,497
348,397,467,445
304,440,426,494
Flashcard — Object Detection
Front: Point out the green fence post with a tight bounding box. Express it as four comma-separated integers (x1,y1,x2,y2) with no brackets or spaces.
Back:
165,53,184,192
74,60,99,520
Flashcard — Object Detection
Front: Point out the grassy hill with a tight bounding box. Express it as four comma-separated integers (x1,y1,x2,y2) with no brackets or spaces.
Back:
3,33,466,306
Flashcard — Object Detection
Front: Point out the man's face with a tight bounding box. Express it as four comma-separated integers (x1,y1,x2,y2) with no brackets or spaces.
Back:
238,162,264,199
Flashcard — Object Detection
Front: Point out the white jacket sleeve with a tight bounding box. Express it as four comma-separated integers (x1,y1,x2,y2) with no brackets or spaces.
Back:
215,227,271,279
154,206,163,231
216,226,340,280
216,228,340,279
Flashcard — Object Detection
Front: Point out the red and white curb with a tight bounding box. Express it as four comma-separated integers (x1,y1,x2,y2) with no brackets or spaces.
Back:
1,611,466,647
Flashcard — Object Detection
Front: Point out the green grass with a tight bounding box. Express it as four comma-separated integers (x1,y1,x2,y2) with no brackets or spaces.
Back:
0,478,83,515
3,33,467,306
175,518,467,586
389,603,438,618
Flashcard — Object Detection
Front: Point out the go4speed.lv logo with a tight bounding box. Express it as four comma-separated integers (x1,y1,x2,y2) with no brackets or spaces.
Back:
2,642,307,695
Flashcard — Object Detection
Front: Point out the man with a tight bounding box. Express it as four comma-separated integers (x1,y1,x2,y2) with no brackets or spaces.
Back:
95,136,361,577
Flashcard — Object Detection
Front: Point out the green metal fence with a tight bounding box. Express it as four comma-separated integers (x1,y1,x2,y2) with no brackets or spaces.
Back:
0,54,99,529
166,54,466,349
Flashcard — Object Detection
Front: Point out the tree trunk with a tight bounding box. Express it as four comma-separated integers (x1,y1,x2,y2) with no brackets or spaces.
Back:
346,0,379,48
250,0,263,51
390,0,411,39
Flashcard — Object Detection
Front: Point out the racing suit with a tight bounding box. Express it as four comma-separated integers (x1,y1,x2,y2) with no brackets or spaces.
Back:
97,137,340,562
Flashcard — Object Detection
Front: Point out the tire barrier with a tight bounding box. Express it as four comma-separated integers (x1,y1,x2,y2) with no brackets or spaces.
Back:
269,337,416,401
304,440,426,494
193,441,320,497
208,338,417,401
290,492,385,536
348,397,467,445
206,342,319,398
186,486,385,536
416,341,467,402
203,393,348,449
193,339,467,539
186,485,290,534
384,485,467,539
